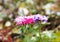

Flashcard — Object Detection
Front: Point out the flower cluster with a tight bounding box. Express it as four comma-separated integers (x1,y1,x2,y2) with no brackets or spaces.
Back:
14,14,48,25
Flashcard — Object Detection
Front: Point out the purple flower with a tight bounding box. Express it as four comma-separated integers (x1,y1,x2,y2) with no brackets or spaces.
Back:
42,16,48,22
33,14,48,22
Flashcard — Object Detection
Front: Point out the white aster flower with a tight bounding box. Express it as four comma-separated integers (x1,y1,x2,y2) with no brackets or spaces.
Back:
26,0,34,4
43,3,54,15
57,12,60,16
5,21,11,27
31,36,36,41
36,32,39,37
18,7,29,16
42,30,53,38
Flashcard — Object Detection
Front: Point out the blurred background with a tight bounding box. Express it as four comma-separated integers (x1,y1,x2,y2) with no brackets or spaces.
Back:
0,0,60,42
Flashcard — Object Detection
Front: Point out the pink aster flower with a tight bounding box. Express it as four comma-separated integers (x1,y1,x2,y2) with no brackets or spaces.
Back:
23,16,34,24
14,16,33,25
14,16,24,25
